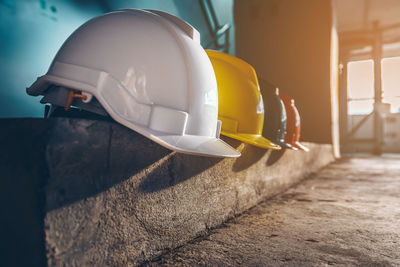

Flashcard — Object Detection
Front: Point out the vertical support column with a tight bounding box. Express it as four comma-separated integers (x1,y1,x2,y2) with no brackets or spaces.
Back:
373,22,383,155
330,1,340,157
338,55,348,149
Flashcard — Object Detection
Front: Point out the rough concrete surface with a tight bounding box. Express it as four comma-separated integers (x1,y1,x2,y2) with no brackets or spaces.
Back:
149,156,400,266
40,118,333,266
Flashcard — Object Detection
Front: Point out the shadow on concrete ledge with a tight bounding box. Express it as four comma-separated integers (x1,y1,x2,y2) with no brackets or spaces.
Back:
139,135,277,192
45,118,265,209
266,149,286,166
139,154,223,193
232,143,269,172
45,118,172,211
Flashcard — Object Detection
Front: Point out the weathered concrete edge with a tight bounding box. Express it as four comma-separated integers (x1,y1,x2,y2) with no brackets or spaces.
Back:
43,118,334,266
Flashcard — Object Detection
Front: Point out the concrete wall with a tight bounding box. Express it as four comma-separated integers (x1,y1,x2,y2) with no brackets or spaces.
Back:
1,118,334,266
234,0,339,149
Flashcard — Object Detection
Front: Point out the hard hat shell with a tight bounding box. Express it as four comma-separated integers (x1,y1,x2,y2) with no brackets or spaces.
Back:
27,9,240,158
206,50,281,150
279,92,309,152
259,80,297,150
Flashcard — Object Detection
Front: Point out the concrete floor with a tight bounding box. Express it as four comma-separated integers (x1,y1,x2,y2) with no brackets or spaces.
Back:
147,156,400,266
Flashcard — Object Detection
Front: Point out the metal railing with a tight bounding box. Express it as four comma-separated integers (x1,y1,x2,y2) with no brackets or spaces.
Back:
199,0,230,53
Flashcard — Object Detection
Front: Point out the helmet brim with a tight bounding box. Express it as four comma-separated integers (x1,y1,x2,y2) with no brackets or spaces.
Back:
221,132,281,150
293,141,310,152
276,140,298,151
147,130,241,157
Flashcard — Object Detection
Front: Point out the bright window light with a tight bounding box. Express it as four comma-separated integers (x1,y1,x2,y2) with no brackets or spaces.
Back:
347,60,374,115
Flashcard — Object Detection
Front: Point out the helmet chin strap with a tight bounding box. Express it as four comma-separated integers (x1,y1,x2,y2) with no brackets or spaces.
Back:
65,90,87,111
40,86,109,117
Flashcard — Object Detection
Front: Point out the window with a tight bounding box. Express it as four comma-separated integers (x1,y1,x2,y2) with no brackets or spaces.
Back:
382,57,400,113
347,60,374,114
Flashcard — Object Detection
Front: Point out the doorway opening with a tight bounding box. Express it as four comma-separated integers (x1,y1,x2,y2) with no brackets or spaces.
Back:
343,57,400,153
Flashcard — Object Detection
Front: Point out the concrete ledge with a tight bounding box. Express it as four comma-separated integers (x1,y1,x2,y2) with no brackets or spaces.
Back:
1,118,334,266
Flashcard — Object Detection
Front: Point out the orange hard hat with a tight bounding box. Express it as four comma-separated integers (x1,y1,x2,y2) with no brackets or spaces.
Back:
279,92,309,151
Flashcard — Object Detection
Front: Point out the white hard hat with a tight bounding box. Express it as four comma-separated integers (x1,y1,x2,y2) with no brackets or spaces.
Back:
27,9,240,158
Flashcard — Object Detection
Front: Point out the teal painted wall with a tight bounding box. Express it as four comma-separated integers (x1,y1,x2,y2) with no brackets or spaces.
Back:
0,0,234,117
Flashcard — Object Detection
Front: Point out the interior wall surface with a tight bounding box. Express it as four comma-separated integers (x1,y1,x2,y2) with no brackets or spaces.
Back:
0,0,234,118
234,0,338,145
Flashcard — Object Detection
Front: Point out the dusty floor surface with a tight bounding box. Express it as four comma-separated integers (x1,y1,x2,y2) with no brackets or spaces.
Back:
146,156,400,266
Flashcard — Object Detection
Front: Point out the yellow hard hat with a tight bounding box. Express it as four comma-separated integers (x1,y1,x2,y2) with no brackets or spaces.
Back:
206,50,281,150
